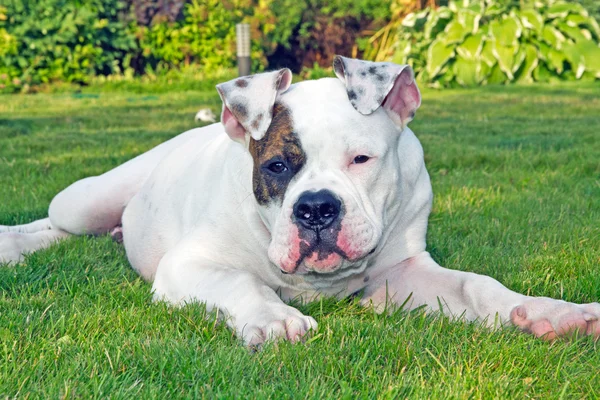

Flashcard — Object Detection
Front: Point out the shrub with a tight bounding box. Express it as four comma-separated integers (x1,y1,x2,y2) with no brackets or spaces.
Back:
0,0,396,91
265,0,393,72
128,0,187,26
0,0,137,91
135,0,270,74
392,0,600,87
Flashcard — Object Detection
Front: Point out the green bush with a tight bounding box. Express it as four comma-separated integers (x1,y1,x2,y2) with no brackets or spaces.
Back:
136,0,269,74
0,0,274,92
0,0,394,92
392,0,600,87
0,0,137,92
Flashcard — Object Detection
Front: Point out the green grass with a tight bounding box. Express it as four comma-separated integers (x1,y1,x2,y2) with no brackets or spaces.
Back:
1,81,599,398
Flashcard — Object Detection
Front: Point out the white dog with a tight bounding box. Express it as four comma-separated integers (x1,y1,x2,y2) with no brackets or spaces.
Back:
1,56,598,345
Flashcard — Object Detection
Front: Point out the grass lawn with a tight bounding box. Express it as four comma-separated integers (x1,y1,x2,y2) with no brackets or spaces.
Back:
1,80,599,398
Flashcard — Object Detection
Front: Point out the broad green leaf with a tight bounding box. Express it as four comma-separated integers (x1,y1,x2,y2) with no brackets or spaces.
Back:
487,63,507,84
484,2,507,18
566,14,600,39
466,2,483,14
587,18,600,39
533,63,552,82
566,14,589,27
556,22,588,42
426,39,455,77
457,9,481,34
423,11,440,40
477,61,491,83
456,33,484,60
561,42,585,78
519,9,543,34
437,66,455,86
424,9,452,40
574,39,600,73
392,39,411,64
489,16,521,46
443,20,470,44
512,47,527,74
516,44,539,82
546,2,587,19
541,46,565,73
541,25,566,49
480,40,496,67
453,56,479,86
492,41,518,80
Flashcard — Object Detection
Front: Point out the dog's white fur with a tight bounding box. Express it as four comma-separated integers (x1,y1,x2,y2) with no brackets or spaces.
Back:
2,58,599,345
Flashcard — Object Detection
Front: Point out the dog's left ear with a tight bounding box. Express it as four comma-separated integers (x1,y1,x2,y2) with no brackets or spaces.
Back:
333,55,421,130
216,69,293,143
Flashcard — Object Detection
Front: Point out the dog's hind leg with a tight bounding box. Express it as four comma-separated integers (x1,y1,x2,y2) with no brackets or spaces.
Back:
0,229,71,264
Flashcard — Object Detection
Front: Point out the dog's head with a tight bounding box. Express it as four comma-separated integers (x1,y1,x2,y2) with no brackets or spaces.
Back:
216,56,421,275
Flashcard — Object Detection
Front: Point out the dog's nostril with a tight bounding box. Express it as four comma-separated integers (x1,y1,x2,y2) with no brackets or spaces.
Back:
297,204,312,220
320,203,336,218
293,190,341,230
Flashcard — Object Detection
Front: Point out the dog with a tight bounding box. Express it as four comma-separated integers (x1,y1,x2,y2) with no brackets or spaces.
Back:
1,56,598,345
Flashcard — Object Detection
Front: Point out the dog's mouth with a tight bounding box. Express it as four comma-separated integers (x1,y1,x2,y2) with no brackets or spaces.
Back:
271,208,379,275
295,244,345,274
280,233,373,275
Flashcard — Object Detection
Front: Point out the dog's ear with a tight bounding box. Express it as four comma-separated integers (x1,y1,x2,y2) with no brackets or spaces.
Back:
333,55,421,130
216,69,293,143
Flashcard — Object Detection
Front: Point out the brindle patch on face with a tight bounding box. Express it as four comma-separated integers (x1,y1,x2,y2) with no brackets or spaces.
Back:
249,103,306,205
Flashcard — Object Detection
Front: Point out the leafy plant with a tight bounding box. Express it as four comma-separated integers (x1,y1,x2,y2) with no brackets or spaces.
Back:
363,0,438,62
0,0,137,92
392,0,600,87
136,0,271,74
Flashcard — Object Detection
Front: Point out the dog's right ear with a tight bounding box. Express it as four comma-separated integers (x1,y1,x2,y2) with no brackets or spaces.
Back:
216,69,293,144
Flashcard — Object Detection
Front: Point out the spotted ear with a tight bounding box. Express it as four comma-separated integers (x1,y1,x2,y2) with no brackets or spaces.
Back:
216,69,293,143
333,55,421,130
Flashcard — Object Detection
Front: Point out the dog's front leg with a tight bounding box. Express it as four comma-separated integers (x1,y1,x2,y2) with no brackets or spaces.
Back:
151,245,317,346
362,252,600,340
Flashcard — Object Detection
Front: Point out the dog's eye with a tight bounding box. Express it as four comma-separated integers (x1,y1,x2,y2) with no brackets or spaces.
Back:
267,161,288,174
353,155,370,164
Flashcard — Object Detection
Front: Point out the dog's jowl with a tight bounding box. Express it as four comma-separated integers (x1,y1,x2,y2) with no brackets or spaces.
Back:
1,56,599,345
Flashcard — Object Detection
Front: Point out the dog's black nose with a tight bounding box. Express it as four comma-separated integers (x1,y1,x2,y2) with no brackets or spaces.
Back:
293,190,341,230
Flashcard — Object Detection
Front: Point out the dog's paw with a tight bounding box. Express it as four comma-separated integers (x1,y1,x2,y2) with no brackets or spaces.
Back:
238,305,318,347
510,298,600,341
